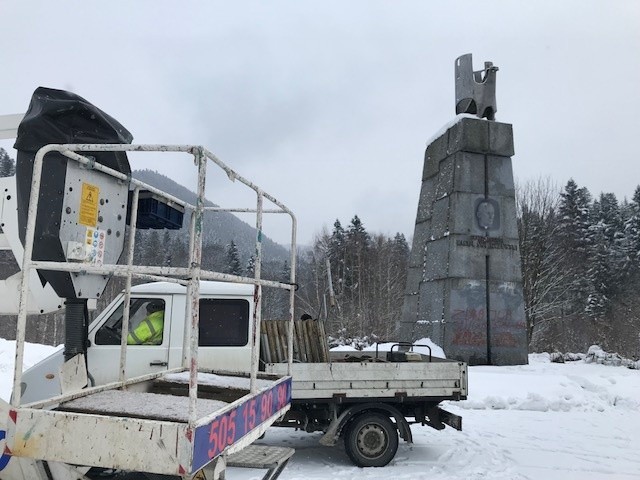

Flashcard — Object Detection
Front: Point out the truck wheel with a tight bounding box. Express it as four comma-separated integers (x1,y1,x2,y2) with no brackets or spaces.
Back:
344,413,398,467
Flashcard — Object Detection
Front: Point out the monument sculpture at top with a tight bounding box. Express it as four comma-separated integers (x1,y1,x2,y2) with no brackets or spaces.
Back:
455,53,499,121
397,54,528,365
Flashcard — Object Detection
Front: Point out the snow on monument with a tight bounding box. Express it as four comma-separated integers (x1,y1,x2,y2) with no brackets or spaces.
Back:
398,54,528,365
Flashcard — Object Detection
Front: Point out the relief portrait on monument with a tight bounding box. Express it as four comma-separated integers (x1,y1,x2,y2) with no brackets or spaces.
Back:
474,197,500,231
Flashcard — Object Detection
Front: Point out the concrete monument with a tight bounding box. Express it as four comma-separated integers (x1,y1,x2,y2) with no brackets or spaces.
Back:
398,54,528,365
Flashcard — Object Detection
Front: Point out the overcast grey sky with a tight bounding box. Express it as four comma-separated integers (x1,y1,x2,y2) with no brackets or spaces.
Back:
2,1,639,245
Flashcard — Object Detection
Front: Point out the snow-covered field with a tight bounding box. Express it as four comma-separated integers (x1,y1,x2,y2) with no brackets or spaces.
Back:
0,340,638,480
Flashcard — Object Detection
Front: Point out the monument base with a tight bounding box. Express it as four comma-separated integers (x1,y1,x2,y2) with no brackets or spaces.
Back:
398,116,528,366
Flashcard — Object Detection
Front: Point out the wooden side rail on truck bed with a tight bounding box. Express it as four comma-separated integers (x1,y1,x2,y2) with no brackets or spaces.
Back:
261,318,330,364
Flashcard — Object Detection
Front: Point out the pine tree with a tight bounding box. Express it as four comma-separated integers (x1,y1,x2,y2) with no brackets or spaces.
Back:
274,260,292,318
224,240,242,275
202,242,226,272
345,214,370,289
132,230,144,264
245,255,256,277
0,148,15,177
592,192,624,244
169,235,188,267
391,233,409,276
141,230,162,266
585,222,613,320
345,215,370,335
329,220,345,257
280,260,291,282
558,179,592,255
162,231,172,266
624,186,640,271
556,179,592,314
328,220,346,297
585,193,625,320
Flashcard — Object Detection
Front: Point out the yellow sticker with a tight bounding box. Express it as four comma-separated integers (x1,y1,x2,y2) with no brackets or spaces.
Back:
79,183,100,227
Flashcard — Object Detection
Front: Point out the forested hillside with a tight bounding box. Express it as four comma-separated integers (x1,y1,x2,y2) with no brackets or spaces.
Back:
295,216,410,345
132,169,288,263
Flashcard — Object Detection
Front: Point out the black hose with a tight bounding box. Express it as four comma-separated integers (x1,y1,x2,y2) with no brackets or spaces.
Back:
64,299,88,361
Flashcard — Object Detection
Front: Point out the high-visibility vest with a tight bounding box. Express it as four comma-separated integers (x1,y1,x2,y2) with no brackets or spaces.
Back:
127,310,164,345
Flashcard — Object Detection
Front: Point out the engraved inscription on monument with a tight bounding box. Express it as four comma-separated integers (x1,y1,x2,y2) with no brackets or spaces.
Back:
456,236,518,251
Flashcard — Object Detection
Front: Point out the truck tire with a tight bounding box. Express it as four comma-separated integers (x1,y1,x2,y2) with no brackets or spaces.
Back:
343,413,398,467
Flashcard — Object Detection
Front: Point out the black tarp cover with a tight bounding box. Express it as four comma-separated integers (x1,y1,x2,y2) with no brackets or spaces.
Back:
13,87,133,298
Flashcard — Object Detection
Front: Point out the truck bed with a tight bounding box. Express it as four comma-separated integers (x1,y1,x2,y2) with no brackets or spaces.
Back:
7,370,291,476
266,354,467,402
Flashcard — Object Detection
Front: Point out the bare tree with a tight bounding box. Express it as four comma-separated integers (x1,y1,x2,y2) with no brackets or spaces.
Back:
516,177,569,341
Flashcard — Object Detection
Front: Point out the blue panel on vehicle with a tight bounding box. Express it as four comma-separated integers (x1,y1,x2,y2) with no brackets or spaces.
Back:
191,377,292,473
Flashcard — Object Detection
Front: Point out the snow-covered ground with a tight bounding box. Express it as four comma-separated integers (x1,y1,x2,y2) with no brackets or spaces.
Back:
244,349,640,480
0,338,59,401
0,340,638,479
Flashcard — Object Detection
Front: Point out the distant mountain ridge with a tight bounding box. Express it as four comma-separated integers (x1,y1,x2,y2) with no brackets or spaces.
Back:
132,169,288,262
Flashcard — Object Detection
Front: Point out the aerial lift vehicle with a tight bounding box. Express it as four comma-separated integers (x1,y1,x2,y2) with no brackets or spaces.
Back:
0,87,297,480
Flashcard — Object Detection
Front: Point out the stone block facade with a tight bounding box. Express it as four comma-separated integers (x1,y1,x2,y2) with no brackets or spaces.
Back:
398,117,528,365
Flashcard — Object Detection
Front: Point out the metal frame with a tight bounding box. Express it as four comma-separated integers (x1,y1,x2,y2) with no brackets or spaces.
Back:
9,143,298,468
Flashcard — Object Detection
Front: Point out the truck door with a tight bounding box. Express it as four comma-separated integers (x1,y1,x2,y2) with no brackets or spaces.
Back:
88,296,172,385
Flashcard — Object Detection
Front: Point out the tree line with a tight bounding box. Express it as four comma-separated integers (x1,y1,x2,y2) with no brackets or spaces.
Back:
295,216,409,344
518,178,640,358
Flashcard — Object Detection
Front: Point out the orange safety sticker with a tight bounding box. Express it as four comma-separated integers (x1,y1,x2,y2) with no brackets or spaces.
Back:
79,183,100,227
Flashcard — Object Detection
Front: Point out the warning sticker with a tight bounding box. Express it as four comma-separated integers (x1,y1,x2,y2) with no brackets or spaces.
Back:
79,183,100,227
85,227,106,266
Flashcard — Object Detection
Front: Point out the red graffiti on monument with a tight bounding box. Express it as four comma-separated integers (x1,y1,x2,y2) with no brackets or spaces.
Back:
450,307,524,346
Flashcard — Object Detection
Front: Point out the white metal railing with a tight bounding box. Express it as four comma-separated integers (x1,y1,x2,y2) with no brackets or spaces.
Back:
12,143,297,431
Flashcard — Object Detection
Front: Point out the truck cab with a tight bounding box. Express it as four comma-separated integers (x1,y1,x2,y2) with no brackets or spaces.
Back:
20,280,256,404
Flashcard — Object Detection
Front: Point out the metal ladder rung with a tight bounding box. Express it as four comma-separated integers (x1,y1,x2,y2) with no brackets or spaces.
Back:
225,445,294,480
